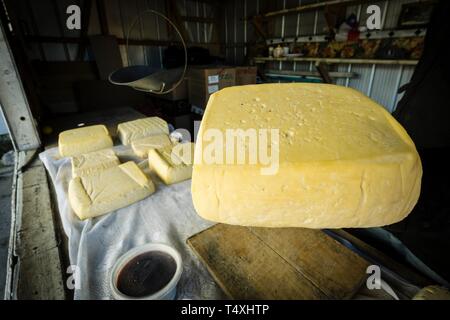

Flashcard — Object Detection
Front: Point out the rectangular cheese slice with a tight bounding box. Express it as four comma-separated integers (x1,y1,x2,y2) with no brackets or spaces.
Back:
68,161,155,220
71,148,120,178
131,134,172,158
148,143,195,185
59,125,113,157
191,83,422,228
117,117,169,145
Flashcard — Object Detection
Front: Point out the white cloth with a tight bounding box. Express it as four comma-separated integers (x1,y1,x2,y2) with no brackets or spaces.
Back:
39,146,223,300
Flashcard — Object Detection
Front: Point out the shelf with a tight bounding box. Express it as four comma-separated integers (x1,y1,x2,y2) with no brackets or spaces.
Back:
265,69,356,79
265,28,427,45
254,57,419,66
244,0,370,19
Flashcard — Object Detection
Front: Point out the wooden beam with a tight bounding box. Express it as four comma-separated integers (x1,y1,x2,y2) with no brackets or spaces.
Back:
315,62,333,83
25,0,46,60
27,35,88,44
76,0,92,61
180,16,215,23
251,15,268,41
255,57,419,66
249,0,371,19
166,0,190,43
25,35,252,48
95,0,109,36
185,0,219,5
50,0,70,61
265,69,356,78
26,35,178,47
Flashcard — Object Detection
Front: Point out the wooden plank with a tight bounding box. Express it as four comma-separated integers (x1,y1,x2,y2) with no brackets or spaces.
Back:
188,224,327,299
187,224,369,300
316,62,333,83
259,0,372,19
95,0,109,36
180,16,215,23
25,35,248,49
89,35,123,80
166,0,191,43
26,35,185,47
265,69,356,78
266,28,427,45
255,57,419,66
76,0,93,61
23,0,46,61
11,150,66,300
16,247,65,299
50,0,70,61
259,0,435,19
250,227,369,299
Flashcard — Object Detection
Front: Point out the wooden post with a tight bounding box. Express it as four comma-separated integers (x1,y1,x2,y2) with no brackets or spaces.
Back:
315,61,333,84
166,0,190,43
96,0,109,36
76,0,93,61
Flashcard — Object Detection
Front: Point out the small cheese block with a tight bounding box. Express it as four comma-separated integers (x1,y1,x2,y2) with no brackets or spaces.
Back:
148,143,195,185
117,117,169,145
71,148,120,178
59,125,113,157
131,134,172,158
191,83,422,228
68,161,155,220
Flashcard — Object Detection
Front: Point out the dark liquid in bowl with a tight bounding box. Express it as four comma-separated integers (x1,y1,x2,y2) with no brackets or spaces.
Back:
117,251,177,297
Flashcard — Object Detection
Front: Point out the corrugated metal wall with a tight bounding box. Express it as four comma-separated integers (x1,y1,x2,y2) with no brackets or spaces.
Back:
12,0,421,114
15,0,216,67
223,0,420,113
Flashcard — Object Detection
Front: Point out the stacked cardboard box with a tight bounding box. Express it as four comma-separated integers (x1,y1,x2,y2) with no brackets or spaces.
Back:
235,66,257,86
150,78,188,101
188,66,236,109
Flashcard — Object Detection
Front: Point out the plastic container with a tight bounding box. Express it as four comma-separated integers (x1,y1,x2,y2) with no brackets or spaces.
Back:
110,243,183,300
273,45,284,58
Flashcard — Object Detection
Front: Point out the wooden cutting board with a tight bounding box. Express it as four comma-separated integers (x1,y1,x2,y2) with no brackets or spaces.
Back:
187,224,369,299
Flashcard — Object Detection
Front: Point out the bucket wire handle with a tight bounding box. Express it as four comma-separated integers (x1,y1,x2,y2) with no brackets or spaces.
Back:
125,10,187,95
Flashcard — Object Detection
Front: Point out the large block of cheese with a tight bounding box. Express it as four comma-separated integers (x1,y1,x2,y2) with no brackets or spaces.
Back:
148,143,194,185
59,125,113,157
191,83,422,228
131,134,172,158
71,148,120,178
68,161,155,220
117,117,169,145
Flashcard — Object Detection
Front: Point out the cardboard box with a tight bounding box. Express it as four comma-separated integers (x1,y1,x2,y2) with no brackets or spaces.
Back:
150,78,188,101
188,66,236,108
235,66,257,86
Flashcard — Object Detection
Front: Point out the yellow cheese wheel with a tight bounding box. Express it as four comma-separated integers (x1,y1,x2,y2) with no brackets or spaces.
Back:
191,83,422,228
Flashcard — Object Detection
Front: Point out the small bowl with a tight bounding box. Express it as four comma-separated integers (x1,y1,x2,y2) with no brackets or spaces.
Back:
110,243,183,300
